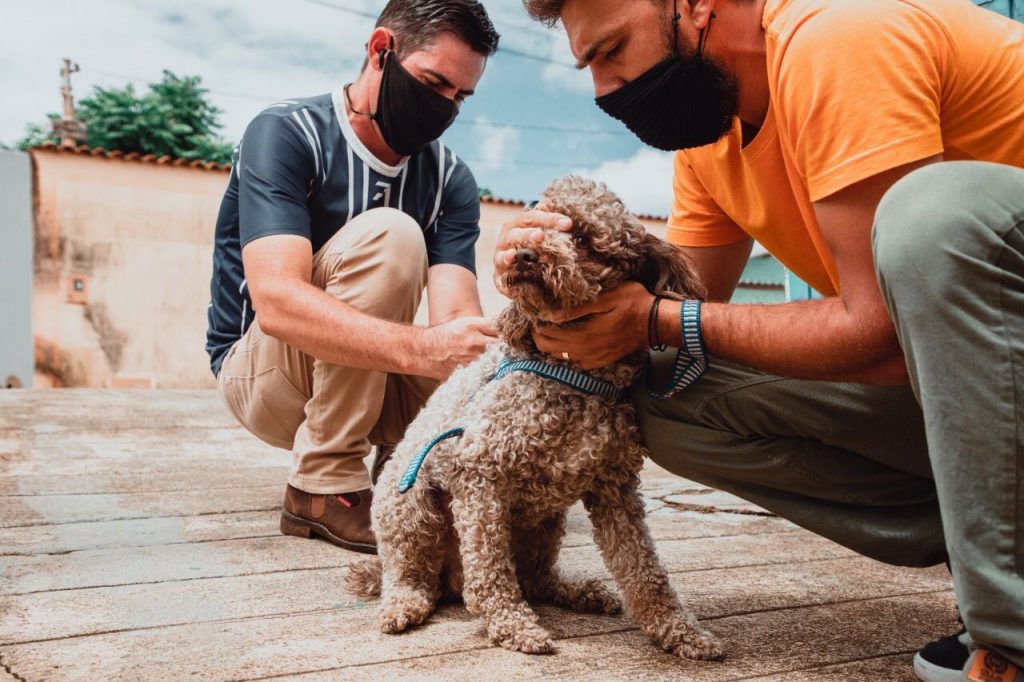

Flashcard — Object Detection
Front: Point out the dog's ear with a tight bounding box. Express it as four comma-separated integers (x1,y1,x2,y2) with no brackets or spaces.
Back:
495,303,537,352
633,231,707,301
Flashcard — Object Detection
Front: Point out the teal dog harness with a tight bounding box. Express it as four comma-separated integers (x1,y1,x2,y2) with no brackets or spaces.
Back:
397,357,624,493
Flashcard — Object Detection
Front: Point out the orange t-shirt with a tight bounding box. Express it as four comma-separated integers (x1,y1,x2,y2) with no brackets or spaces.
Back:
667,0,1024,296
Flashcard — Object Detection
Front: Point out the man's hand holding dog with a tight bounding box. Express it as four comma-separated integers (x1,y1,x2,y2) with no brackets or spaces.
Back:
422,316,498,380
494,209,654,369
493,208,573,295
534,283,653,369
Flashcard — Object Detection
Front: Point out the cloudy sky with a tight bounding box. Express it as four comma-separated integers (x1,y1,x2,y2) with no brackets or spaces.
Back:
2,0,676,216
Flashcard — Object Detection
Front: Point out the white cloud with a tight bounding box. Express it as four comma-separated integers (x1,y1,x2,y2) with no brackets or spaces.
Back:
538,28,593,95
0,0,376,145
472,117,521,173
574,147,676,217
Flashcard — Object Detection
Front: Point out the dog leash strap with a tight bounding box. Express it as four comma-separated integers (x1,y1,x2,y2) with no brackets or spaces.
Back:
644,300,708,398
398,427,465,494
493,358,624,401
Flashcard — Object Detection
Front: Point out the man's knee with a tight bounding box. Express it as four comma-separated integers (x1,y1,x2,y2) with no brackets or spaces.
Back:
873,164,960,277
367,207,427,256
873,161,1022,285
327,207,425,259
317,207,428,298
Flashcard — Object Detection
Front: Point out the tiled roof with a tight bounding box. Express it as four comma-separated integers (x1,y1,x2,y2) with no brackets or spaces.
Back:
480,193,668,222
30,142,231,171
27,145,669,218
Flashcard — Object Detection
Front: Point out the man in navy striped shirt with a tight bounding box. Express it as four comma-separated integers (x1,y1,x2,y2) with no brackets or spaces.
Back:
205,0,500,554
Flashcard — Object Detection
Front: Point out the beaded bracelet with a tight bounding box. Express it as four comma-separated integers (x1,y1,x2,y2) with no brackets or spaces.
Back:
644,299,708,398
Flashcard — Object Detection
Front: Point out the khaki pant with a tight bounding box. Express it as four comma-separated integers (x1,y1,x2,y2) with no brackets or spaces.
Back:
217,207,438,494
634,161,1024,664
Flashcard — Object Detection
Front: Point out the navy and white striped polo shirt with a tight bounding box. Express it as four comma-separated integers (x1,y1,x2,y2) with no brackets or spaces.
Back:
205,89,481,375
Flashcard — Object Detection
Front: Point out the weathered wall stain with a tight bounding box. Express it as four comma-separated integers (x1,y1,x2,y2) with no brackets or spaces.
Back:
82,303,126,372
30,148,229,388
33,336,83,388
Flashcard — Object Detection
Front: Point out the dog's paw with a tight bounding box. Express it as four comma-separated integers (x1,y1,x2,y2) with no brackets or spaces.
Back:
571,579,623,615
666,626,723,661
379,609,414,634
378,602,431,634
491,621,555,654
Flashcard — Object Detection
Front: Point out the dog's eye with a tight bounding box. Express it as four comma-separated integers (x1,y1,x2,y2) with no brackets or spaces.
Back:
572,233,590,248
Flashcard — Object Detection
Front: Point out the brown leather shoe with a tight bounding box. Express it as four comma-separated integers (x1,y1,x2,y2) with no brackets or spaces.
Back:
370,445,395,486
280,484,377,554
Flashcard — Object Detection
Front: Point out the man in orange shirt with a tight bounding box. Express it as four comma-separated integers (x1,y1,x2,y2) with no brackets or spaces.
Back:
498,0,1024,679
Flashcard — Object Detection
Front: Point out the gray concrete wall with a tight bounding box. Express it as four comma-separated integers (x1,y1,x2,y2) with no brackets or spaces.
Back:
0,150,33,388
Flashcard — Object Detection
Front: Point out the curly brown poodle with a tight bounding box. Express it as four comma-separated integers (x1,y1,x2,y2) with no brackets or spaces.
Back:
346,175,722,660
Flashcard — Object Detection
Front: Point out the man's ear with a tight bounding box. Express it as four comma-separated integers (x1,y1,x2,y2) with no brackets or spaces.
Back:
495,303,537,352
366,27,393,71
633,231,706,301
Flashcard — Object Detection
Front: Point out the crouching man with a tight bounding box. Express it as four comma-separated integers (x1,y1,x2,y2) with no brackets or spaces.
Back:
205,0,500,554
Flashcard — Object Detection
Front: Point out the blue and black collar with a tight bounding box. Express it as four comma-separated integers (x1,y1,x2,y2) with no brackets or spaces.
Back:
492,357,624,401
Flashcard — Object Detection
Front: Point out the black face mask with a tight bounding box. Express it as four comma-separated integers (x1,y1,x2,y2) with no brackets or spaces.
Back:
595,8,739,151
368,48,459,156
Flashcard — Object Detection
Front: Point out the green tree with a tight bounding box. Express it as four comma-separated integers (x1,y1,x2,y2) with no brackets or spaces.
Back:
16,71,234,164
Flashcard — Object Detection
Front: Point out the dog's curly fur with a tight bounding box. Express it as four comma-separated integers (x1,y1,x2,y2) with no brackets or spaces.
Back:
346,175,721,659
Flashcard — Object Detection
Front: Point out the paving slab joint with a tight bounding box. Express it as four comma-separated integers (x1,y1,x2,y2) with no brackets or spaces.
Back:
656,496,778,517
0,651,28,682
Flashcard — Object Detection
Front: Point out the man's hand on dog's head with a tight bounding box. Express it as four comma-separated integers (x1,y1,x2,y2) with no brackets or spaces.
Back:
493,208,572,295
533,282,653,370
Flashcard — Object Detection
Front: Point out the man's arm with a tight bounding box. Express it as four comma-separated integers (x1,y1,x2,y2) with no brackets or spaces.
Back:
672,156,940,383
243,234,492,380
530,156,939,384
427,263,484,325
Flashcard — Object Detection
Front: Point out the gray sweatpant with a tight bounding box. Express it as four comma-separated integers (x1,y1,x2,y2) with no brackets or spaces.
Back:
633,161,1024,664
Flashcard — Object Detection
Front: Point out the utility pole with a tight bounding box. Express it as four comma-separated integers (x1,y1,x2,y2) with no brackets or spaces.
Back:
52,58,87,148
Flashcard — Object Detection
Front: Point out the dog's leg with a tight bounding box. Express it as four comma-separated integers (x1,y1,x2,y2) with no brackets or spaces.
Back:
451,481,554,654
516,512,622,615
586,479,723,661
374,486,446,634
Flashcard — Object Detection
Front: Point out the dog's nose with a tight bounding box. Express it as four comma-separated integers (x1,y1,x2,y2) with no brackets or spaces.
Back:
514,247,538,269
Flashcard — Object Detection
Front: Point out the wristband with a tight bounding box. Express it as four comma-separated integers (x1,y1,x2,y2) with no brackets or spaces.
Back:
644,299,707,398
681,299,706,361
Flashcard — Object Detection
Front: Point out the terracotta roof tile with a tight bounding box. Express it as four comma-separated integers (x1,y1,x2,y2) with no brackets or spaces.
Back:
479,193,668,222
31,142,231,172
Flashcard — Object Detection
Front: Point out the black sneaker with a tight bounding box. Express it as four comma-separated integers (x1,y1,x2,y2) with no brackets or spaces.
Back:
914,627,969,682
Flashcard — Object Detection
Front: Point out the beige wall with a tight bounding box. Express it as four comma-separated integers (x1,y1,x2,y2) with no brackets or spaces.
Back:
32,149,230,389
30,150,667,388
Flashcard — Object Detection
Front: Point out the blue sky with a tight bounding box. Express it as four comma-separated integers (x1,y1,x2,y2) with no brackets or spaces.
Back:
2,0,676,216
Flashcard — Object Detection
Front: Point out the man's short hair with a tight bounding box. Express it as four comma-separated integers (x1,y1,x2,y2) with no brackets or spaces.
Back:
377,0,500,57
521,0,565,27
522,0,664,27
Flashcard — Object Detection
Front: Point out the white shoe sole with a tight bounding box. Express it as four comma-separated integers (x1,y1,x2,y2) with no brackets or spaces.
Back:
913,652,964,682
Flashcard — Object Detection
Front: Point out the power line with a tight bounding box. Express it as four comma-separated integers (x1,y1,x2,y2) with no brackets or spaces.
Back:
452,118,627,137
294,0,576,68
95,68,612,169
463,156,593,170
298,0,378,19
97,71,272,103
300,0,558,39
96,70,627,137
